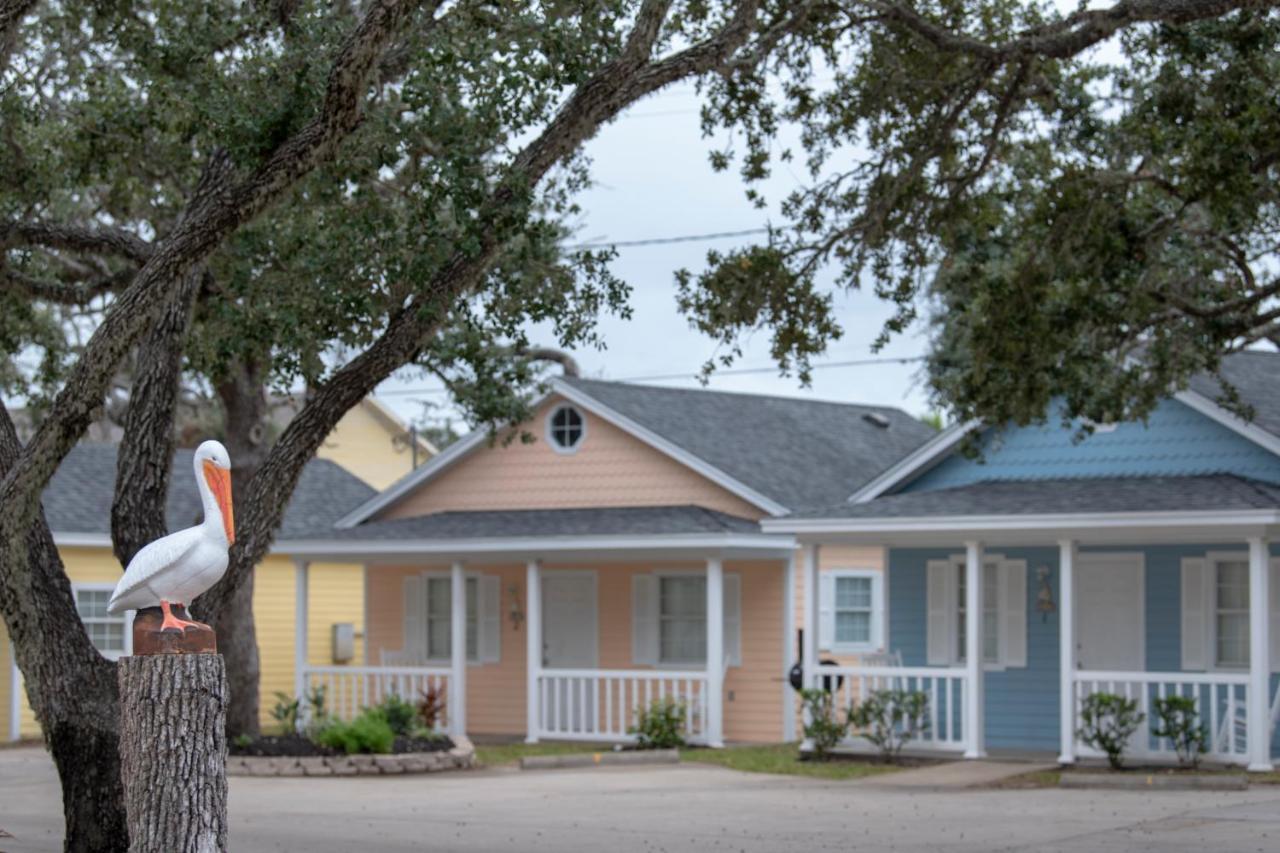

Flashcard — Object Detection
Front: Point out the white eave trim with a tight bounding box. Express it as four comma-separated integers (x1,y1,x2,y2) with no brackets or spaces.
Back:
335,379,788,527
1173,389,1280,459
52,532,114,547
847,420,978,504
763,508,1280,535
276,531,797,558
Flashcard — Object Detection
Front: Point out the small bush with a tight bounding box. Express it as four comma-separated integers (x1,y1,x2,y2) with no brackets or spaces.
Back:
233,733,253,750
849,689,929,761
375,692,420,737
1151,696,1207,768
316,709,396,755
270,692,301,735
629,698,687,749
801,689,848,760
1077,692,1145,770
417,685,447,731
301,685,329,736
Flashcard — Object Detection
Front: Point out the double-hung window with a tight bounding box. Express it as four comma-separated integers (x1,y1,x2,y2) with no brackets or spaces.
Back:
1214,559,1249,668
74,585,130,660
658,576,706,665
955,563,1001,665
819,569,883,652
925,555,1026,669
425,576,479,662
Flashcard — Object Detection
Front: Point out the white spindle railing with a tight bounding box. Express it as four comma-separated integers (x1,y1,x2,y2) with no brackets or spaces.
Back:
1071,670,1251,763
819,665,968,752
300,665,451,729
536,669,709,743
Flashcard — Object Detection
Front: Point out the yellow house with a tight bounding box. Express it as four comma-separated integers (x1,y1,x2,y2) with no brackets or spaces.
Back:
2,398,431,741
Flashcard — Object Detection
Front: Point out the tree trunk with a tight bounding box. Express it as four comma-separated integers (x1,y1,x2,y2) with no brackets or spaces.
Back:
118,655,228,853
204,357,270,737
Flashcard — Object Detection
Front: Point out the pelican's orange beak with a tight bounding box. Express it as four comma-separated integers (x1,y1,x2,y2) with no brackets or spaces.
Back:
203,460,235,544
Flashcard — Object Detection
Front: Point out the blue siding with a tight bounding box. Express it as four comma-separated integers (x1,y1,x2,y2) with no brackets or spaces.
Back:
903,399,1280,492
888,543,1280,755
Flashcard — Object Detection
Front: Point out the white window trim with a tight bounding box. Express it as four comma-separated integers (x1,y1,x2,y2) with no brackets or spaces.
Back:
827,568,883,654
946,553,1022,672
72,582,133,661
545,403,587,455
418,570,482,667
1206,551,1251,673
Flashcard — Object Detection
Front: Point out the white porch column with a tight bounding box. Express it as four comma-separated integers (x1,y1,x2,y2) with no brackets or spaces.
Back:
706,556,725,748
964,540,986,759
9,650,20,742
525,559,542,744
801,544,819,749
1057,540,1076,765
450,561,468,738
782,550,797,741
1247,536,1273,772
293,559,310,701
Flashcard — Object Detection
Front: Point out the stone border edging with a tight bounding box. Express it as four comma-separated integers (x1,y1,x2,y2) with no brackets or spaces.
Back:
520,748,680,770
1058,771,1247,791
227,736,474,777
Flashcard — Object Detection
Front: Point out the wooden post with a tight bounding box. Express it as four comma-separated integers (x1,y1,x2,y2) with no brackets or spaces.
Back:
705,556,725,748
963,540,986,759
1247,536,1273,772
1058,539,1076,765
525,559,542,744
118,655,228,852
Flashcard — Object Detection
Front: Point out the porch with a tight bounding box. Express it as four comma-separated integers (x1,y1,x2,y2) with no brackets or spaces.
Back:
283,506,794,747
796,529,1280,770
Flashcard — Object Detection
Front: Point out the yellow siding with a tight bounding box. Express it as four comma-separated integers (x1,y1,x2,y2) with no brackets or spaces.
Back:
316,402,427,490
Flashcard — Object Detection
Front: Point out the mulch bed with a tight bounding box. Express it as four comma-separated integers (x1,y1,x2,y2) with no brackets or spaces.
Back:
230,733,453,757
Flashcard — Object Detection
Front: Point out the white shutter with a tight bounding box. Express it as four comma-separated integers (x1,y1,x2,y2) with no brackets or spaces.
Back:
1181,557,1209,671
870,574,885,651
478,575,501,664
403,575,426,662
1270,559,1280,672
818,572,835,651
724,573,742,667
926,560,951,665
632,574,658,665
1003,561,1027,668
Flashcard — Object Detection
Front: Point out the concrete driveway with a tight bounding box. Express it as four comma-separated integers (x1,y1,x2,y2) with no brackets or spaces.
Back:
2,746,1279,852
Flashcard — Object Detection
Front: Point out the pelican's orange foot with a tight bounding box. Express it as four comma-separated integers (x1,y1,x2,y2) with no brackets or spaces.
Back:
158,600,199,633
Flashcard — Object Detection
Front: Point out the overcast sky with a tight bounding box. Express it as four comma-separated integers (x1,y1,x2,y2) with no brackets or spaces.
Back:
377,80,935,431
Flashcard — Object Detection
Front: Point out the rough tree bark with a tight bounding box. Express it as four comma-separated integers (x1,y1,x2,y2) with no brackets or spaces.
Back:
0,405,127,853
207,357,271,737
118,655,228,853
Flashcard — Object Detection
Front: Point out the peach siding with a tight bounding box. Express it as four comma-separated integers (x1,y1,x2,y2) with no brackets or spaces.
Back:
379,395,765,521
366,559,788,743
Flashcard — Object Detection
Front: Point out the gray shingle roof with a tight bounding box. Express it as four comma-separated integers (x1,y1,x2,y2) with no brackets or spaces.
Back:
307,505,762,541
788,474,1280,519
561,378,936,511
43,444,377,538
1188,350,1280,438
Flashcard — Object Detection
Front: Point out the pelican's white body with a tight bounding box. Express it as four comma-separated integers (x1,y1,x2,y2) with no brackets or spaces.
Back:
108,441,233,614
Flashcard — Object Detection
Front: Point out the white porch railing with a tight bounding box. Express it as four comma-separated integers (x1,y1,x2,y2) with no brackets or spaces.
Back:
301,665,451,727
1071,670,1252,763
819,665,968,752
535,669,709,744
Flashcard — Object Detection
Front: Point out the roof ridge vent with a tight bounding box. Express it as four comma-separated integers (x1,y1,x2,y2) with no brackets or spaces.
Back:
862,412,891,428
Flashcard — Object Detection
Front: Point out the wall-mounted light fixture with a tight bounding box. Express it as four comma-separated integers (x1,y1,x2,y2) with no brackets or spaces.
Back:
1035,565,1056,622
508,584,525,631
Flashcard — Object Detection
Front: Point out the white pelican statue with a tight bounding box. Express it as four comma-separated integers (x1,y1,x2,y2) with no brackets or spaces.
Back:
108,440,235,632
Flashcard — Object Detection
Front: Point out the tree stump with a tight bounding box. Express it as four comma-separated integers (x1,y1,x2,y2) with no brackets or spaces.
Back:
118,655,228,853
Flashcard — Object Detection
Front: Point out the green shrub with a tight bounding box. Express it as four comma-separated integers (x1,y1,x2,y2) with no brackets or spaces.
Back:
629,698,687,749
1151,695,1207,768
375,692,420,737
849,689,929,761
269,692,301,736
316,709,396,755
1077,692,1145,769
801,689,848,760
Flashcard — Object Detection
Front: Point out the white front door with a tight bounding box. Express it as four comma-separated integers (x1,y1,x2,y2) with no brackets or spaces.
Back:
1075,554,1145,671
542,572,598,668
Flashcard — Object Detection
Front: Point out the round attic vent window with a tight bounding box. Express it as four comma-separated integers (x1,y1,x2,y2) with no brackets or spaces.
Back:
547,404,586,453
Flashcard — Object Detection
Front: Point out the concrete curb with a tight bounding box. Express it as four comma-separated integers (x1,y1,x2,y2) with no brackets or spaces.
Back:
1058,771,1247,791
520,748,680,770
228,736,474,777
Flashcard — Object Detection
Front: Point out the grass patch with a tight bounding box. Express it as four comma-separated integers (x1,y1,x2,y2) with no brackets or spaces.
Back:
474,742,604,767
681,743,903,781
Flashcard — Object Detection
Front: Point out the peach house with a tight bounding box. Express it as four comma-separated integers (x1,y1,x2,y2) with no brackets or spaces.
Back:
282,377,934,745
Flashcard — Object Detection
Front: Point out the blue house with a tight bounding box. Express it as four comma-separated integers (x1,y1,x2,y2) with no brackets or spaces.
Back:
768,351,1280,770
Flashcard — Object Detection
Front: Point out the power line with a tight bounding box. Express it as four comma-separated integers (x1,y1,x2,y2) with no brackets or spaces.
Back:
375,355,925,398
566,226,771,250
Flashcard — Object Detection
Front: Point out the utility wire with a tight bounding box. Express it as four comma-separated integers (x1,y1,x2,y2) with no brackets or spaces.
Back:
567,226,771,250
